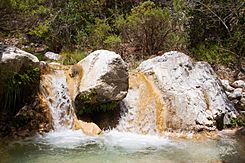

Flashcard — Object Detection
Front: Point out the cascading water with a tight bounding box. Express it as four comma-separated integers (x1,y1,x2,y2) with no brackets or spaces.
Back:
116,72,166,135
1,65,244,163
40,66,75,131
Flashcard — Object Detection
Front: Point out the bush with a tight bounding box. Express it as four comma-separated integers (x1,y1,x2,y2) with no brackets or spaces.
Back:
88,18,112,49
28,20,50,39
188,0,244,69
59,50,86,65
104,35,122,49
1,66,40,115
115,0,173,55
191,44,236,66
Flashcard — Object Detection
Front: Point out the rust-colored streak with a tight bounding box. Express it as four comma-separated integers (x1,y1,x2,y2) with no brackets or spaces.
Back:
65,64,84,100
129,71,166,134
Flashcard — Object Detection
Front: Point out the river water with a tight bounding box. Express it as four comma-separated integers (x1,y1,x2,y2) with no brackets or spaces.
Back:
1,66,244,163
0,129,244,163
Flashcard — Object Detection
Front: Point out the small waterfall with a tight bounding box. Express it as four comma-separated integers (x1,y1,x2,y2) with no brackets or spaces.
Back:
39,64,166,136
116,72,166,135
40,66,75,131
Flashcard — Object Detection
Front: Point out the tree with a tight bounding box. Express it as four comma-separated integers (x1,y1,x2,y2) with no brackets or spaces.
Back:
188,0,245,69
115,1,173,55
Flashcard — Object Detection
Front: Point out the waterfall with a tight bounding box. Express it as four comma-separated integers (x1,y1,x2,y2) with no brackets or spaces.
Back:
39,66,75,131
116,72,166,135
38,65,166,135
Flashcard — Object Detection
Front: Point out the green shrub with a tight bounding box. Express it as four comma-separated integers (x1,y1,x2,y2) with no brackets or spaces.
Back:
59,50,86,65
188,0,244,69
89,18,112,49
1,66,41,115
45,0,85,51
229,116,245,128
29,20,50,38
115,0,173,55
104,35,122,49
78,101,118,115
191,44,235,66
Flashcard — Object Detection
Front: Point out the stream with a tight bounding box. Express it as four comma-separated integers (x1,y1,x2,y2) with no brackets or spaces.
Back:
1,64,244,163
0,129,244,163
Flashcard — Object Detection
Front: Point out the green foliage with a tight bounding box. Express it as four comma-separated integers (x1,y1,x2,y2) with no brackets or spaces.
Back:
104,35,122,49
59,50,86,65
115,0,173,55
0,0,12,8
100,101,118,112
188,0,244,68
76,89,118,115
171,0,189,50
45,0,83,51
191,44,235,66
35,53,46,61
1,0,244,70
89,18,112,49
1,66,40,115
29,20,50,38
78,89,97,104
30,5,50,16
229,116,245,128
78,101,118,115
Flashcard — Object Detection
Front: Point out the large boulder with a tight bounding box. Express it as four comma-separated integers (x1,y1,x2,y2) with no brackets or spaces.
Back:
118,51,238,133
64,50,128,129
0,45,46,138
0,45,40,113
0,45,39,85
0,45,39,82
78,50,128,102
72,50,128,106
0,45,39,63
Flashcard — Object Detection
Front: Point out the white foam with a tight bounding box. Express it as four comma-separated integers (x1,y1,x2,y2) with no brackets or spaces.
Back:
36,129,170,150
40,70,75,130
102,130,169,150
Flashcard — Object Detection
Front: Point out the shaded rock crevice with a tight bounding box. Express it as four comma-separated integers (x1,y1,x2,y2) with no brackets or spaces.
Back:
0,45,53,138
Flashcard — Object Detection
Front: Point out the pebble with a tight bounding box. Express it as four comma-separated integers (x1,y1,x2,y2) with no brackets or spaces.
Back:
221,80,235,92
232,80,245,89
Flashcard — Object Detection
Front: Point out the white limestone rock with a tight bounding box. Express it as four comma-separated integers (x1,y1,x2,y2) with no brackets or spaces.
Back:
0,45,39,96
0,45,39,63
44,51,60,61
221,80,235,92
135,51,238,131
232,80,245,89
232,88,243,99
76,50,128,103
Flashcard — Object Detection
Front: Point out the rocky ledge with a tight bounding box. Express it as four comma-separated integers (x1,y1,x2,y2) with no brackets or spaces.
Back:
221,79,245,112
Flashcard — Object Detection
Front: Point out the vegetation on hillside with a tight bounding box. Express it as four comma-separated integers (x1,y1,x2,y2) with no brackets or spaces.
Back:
0,66,40,115
0,0,244,69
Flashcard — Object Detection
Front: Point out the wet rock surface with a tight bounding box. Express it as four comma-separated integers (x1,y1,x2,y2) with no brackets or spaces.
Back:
74,120,101,135
119,51,238,133
0,96,52,139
